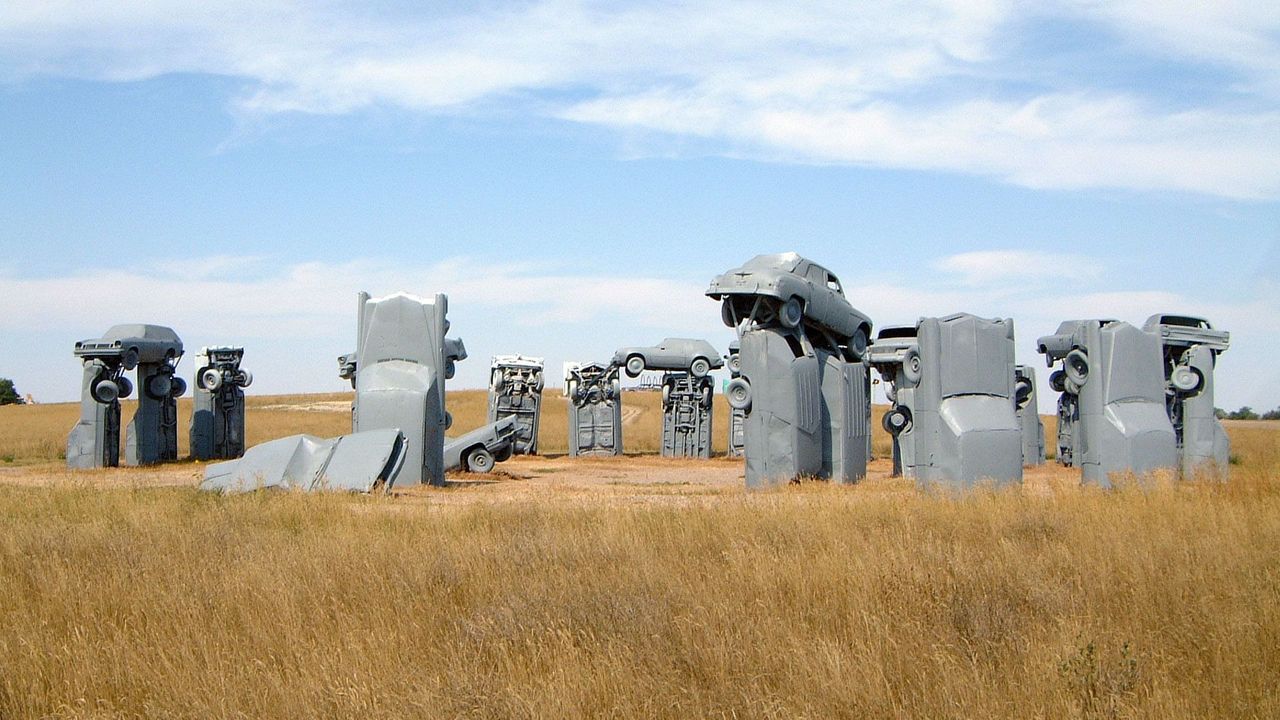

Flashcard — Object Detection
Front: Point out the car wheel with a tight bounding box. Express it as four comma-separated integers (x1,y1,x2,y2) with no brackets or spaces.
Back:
121,348,140,371
901,348,922,385
726,377,751,411
495,444,514,463
237,370,253,388
170,376,187,398
625,355,645,378
721,300,736,329
91,377,120,404
690,357,711,378
1171,365,1203,394
882,405,912,435
1049,370,1066,393
1064,349,1089,387
532,372,544,393
445,360,456,380
848,326,869,359
466,447,494,473
115,375,133,399
727,353,741,375
201,368,222,391
1014,378,1033,408
444,412,453,430
146,374,172,400
779,297,803,329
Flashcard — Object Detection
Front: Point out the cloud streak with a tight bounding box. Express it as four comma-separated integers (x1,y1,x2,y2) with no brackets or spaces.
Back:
2,1,1277,198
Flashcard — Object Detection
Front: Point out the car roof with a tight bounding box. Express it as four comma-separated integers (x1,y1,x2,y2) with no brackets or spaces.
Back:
739,252,805,273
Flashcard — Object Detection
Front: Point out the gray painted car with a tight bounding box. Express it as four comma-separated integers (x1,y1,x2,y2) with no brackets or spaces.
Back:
74,323,184,373
444,415,518,473
612,338,724,378
706,252,873,357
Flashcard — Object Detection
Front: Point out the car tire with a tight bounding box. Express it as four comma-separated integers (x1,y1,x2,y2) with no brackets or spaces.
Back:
237,370,253,388
690,357,711,378
721,300,736,329
201,368,222,391
1014,378,1033,408
1171,365,1203,394
726,377,751,411
661,383,671,405
727,353,741,374
121,347,140,371
465,447,494,473
848,326,869,360
532,372,544,393
882,405,912,435
1049,370,1066,393
495,445,514,463
115,375,133,399
445,360,456,380
444,412,453,430
170,376,187,398
91,377,120,404
779,297,803,329
146,374,172,400
902,348,922,385
625,355,645,378
1064,349,1089,387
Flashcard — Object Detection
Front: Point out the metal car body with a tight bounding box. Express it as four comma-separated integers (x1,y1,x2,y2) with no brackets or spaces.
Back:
1142,313,1230,476
444,415,519,473
488,355,545,454
191,345,252,461
200,428,407,494
67,323,186,469
612,338,724,378
1037,319,1177,486
707,252,873,358
565,361,623,456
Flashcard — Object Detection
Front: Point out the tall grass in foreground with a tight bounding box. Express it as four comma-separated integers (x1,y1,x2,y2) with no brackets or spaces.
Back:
2,468,1279,718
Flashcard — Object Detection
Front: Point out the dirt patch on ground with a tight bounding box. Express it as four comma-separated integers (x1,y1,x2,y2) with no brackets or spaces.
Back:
255,400,352,413
0,454,1089,507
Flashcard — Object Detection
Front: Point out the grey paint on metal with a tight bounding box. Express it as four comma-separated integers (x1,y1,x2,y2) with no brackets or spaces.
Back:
343,291,451,486
565,362,622,457
660,373,714,458
731,328,823,486
191,346,252,461
66,359,122,468
817,348,870,483
870,314,1022,487
1142,314,1231,476
200,428,407,494
726,340,744,458
444,415,519,473
867,325,918,477
1015,364,1046,466
1037,319,1177,486
712,253,873,487
488,355,545,455
708,252,873,360
612,338,724,378
67,324,185,468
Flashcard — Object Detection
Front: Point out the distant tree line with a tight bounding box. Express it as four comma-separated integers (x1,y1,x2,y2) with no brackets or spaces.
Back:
1215,406,1280,421
0,378,22,405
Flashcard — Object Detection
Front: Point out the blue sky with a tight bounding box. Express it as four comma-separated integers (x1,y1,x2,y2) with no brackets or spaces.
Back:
0,1,1277,411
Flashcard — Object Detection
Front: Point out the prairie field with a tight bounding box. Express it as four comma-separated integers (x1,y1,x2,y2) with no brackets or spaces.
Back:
0,393,1278,718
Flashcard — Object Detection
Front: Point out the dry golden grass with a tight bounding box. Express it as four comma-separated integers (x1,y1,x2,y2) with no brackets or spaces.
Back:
2,395,1278,717
0,390,752,463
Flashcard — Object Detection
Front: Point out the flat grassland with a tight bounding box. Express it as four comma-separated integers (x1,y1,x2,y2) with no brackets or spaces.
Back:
1,393,1278,718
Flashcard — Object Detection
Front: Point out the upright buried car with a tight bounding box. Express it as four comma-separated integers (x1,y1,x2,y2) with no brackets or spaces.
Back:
707,252,873,358
611,338,723,378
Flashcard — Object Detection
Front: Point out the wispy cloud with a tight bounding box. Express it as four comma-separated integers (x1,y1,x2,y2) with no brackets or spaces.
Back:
2,1,1277,198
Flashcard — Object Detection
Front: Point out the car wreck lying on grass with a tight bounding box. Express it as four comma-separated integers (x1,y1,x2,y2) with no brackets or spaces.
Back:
444,416,519,473
200,429,407,494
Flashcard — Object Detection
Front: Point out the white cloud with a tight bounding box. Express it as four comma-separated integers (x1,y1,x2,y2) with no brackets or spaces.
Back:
2,1,1277,198
4,252,1276,414
932,250,1102,286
